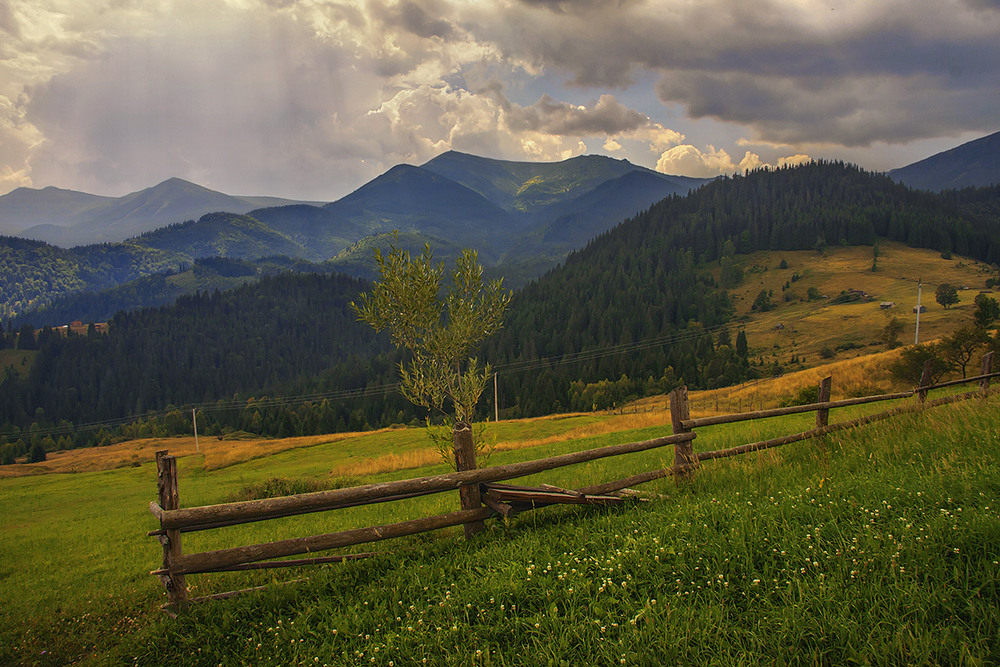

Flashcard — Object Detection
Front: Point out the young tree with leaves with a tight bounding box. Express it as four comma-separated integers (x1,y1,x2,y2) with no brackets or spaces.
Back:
352,237,511,438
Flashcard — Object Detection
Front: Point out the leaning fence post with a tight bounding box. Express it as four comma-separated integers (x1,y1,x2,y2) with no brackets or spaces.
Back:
816,376,833,428
156,450,189,612
452,422,485,538
670,386,696,480
981,352,994,394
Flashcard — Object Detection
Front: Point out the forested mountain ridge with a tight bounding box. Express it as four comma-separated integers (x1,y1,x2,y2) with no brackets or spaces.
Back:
0,236,182,320
3,161,1000,454
482,161,1000,416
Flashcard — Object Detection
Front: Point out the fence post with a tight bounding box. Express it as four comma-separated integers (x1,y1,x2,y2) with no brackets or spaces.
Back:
816,376,833,428
452,422,485,538
670,386,696,480
981,352,994,394
917,359,935,404
155,450,189,611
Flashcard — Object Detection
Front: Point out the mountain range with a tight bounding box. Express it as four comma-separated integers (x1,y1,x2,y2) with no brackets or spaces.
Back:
1,152,709,321
0,178,317,246
2,132,999,325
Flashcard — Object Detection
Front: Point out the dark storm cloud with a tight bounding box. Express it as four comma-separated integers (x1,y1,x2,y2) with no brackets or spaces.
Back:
467,0,1000,145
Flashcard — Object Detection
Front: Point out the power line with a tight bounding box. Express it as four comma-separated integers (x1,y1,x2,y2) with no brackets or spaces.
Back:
4,323,734,440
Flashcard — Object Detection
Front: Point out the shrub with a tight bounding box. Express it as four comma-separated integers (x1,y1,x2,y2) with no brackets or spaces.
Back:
778,385,819,407
224,476,343,502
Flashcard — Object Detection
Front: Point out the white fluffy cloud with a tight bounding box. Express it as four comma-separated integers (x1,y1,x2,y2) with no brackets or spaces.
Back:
656,145,765,177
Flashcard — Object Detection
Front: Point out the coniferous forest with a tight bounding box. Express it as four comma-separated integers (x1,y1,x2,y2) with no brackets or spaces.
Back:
3,162,1000,458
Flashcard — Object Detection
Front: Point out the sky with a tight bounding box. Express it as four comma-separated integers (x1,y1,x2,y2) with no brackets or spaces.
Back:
1,0,998,201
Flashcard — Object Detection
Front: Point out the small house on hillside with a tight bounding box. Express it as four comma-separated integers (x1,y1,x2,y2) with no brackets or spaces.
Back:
880,302,895,310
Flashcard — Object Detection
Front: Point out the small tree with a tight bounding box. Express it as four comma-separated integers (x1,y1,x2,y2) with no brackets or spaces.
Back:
352,239,511,458
941,326,988,378
751,290,773,312
880,317,904,350
889,343,949,386
973,293,1000,329
935,283,959,310
27,441,47,463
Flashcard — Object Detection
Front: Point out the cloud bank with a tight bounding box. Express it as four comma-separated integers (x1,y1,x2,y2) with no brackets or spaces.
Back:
1,0,997,198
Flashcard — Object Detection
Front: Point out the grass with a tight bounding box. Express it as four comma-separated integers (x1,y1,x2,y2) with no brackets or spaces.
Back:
724,242,995,365
2,379,999,665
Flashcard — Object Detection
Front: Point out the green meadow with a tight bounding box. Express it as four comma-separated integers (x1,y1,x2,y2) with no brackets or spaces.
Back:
2,391,999,666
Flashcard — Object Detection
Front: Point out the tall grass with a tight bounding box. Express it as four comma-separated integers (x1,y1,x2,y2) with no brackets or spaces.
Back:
3,391,997,666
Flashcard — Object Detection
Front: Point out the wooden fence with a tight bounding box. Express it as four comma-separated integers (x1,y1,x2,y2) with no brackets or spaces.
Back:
148,353,996,614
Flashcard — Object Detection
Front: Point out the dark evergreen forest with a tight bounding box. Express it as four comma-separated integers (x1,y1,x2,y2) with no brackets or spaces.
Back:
3,162,1000,458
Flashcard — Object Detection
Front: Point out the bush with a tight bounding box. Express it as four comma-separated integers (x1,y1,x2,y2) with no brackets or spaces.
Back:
752,290,773,312
0,443,16,465
224,476,342,502
778,385,819,407
819,347,835,359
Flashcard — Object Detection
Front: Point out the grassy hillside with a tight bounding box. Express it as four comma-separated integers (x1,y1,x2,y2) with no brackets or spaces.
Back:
720,242,995,365
2,351,999,664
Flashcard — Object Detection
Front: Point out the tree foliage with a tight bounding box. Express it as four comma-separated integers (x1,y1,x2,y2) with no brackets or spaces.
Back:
352,240,511,426
935,283,959,309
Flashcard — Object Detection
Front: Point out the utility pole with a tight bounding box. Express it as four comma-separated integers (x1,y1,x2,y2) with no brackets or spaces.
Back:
914,277,923,344
192,408,200,453
493,372,499,422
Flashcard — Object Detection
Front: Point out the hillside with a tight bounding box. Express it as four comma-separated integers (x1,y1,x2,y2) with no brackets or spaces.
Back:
131,212,307,259
483,162,1000,418
889,129,1000,191
0,236,182,319
2,382,998,665
3,162,1000,449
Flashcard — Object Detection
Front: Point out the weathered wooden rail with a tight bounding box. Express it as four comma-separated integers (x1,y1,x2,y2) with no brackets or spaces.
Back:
148,352,996,614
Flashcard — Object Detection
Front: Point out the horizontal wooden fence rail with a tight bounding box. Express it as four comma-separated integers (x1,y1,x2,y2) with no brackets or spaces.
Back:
152,431,695,532
147,352,994,614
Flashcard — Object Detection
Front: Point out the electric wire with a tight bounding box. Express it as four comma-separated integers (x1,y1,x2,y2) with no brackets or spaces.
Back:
3,322,735,440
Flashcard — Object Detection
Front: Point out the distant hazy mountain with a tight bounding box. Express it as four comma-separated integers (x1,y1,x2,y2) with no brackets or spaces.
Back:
0,178,316,246
889,130,1000,191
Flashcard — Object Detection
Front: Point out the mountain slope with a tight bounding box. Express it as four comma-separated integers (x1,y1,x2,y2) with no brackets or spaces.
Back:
0,186,113,236
324,164,514,257
0,237,181,319
6,178,315,246
889,130,1000,191
421,150,706,213
483,161,1000,417
132,212,307,259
